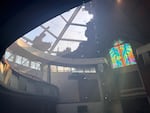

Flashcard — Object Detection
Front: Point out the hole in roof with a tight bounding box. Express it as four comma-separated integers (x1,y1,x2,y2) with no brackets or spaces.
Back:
20,2,93,57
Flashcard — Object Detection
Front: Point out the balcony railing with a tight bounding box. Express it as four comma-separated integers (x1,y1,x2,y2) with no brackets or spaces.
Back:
0,68,59,98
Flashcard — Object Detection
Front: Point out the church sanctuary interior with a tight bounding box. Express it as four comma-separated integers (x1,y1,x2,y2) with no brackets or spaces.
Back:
0,0,150,113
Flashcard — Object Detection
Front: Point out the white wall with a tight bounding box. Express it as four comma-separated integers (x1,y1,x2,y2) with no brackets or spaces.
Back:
51,72,103,113
51,72,80,102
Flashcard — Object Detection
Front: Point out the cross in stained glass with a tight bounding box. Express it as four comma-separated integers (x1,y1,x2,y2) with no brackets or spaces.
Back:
109,40,136,68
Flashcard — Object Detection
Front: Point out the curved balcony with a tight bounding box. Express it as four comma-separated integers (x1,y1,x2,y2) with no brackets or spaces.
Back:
11,39,106,66
0,68,59,98
0,65,59,113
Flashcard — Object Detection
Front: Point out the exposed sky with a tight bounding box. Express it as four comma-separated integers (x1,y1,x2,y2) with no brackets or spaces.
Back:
23,3,93,55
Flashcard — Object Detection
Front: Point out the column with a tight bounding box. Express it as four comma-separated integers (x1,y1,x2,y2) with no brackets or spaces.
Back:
42,64,51,83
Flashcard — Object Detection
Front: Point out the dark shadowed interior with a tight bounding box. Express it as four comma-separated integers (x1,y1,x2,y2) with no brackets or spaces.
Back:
0,0,150,113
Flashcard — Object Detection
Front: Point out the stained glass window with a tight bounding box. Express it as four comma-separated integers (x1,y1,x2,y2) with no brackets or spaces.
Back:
109,40,136,68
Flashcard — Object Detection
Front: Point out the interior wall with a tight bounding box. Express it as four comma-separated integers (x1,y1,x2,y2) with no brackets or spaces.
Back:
51,72,80,103
118,65,144,90
51,72,103,113
121,97,150,113
57,102,103,113
137,44,150,97
108,62,148,113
